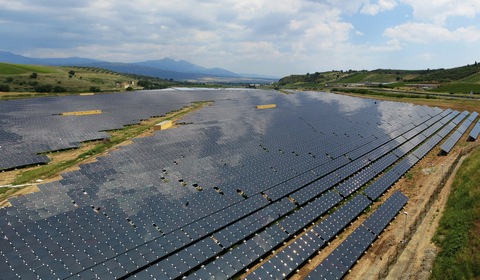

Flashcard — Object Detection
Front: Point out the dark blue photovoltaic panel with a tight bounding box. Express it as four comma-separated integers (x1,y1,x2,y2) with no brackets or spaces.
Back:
441,111,477,154
246,194,372,279
470,120,480,140
307,191,408,280
0,89,453,279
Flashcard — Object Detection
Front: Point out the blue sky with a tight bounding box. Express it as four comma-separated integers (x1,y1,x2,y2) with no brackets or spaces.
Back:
0,0,479,77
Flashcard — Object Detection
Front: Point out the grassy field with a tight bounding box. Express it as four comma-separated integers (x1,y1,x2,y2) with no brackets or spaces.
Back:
431,83,480,94
0,63,144,95
0,63,59,74
275,63,480,97
431,147,480,279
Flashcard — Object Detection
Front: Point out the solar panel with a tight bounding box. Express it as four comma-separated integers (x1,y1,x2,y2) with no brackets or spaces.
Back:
440,111,476,154
469,120,480,141
307,191,408,280
0,90,452,279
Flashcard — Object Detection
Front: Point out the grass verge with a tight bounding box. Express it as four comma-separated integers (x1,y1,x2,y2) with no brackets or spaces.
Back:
430,147,480,279
11,101,211,185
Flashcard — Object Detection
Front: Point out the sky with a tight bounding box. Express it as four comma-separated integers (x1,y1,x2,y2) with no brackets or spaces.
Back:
0,0,479,77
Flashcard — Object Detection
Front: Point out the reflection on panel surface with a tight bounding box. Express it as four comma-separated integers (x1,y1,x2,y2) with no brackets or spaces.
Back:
0,89,473,279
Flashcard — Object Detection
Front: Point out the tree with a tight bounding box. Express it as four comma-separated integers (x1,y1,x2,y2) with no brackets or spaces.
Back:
89,86,101,92
53,86,67,93
34,84,53,93
0,84,10,92
68,70,75,76
30,72,38,79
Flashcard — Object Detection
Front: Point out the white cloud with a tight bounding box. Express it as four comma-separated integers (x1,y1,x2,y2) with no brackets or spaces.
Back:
400,0,480,24
361,0,397,15
384,23,480,43
1,0,480,76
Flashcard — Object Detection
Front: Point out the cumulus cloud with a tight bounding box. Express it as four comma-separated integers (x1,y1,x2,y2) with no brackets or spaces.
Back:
384,23,480,43
0,0,479,75
361,0,397,15
400,0,480,24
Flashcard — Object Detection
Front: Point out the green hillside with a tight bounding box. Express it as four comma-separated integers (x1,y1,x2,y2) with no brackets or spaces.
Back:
0,63,59,75
0,63,176,97
276,62,480,94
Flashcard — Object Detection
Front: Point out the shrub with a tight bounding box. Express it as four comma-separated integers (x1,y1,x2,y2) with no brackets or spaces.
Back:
0,84,10,92
34,84,53,93
89,86,101,93
53,86,67,93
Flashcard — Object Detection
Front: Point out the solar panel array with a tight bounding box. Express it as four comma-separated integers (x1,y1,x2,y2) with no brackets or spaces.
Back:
440,111,478,154
0,89,472,279
0,90,267,171
306,191,408,280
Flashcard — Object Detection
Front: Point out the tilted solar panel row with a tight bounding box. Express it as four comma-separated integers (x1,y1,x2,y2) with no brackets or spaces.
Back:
0,152,50,170
439,110,459,125
357,109,454,200
451,110,469,124
306,190,408,280
280,190,343,235
336,108,452,198
267,107,442,203
440,111,476,154
308,226,376,280
467,111,479,122
245,231,324,280
362,191,409,236
243,194,372,280
457,112,477,134
469,120,480,140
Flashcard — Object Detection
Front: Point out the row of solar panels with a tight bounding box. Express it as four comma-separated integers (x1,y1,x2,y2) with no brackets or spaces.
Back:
306,191,408,280
1,91,475,280
124,106,458,279
440,111,479,154
3,106,444,278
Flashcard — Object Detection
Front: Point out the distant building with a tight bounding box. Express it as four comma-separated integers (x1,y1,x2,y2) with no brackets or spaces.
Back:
406,84,439,90
116,81,136,89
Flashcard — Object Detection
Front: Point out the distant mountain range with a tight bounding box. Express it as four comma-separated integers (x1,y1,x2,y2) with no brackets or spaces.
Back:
0,51,278,82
